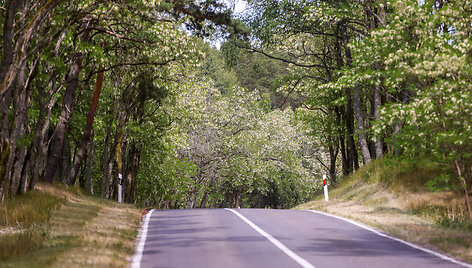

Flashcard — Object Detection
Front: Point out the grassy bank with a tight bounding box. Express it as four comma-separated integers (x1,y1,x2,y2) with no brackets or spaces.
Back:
296,158,472,263
0,183,141,268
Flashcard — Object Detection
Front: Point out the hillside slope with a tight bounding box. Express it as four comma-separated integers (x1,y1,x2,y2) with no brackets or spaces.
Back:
296,159,472,264
0,183,141,268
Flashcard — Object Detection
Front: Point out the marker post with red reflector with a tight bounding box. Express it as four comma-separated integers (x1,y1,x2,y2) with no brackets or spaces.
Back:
323,174,329,202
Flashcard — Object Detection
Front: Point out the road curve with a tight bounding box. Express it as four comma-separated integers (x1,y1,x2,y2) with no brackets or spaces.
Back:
134,209,470,268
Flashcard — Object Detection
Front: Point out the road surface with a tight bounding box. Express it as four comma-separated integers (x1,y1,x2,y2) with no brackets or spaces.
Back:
133,209,470,268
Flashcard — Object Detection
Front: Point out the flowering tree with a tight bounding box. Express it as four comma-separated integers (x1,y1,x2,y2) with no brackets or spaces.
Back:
163,77,320,208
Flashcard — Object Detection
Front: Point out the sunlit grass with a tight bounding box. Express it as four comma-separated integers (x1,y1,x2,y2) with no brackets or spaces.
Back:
0,225,47,260
296,157,472,263
0,183,141,268
0,190,63,227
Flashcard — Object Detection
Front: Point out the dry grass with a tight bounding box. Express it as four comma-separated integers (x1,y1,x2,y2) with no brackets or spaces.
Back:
0,182,141,268
296,159,472,264
0,189,63,227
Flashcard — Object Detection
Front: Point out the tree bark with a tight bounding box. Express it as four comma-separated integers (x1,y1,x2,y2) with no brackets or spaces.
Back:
29,82,59,190
454,160,472,220
233,190,242,208
10,54,39,195
42,25,91,183
341,24,359,171
101,118,114,198
0,0,63,99
353,85,371,165
345,88,359,171
372,85,383,159
328,145,338,183
7,66,29,196
85,129,94,195
0,0,22,201
126,142,140,204
67,64,105,185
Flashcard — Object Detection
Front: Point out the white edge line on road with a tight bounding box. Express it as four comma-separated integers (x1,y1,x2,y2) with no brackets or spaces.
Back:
131,209,155,268
307,210,472,268
225,208,316,268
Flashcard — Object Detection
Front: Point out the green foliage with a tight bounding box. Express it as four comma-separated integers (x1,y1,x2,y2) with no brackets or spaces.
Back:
157,76,320,208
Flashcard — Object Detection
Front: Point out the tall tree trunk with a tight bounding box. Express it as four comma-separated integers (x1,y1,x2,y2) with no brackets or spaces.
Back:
0,0,23,201
7,66,29,196
353,85,371,165
0,0,62,98
101,119,114,198
57,137,71,183
341,24,360,171
127,142,140,204
67,64,105,185
10,55,39,195
339,135,349,176
328,145,338,183
42,24,91,183
372,85,383,159
345,88,359,171
455,160,472,220
86,129,94,195
114,128,124,197
29,83,59,190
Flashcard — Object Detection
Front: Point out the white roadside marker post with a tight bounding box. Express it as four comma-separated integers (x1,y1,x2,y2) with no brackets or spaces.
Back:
118,173,123,203
323,174,329,202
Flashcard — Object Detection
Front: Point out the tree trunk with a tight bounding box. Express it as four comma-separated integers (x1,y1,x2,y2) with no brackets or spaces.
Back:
0,0,62,99
186,189,197,209
67,64,105,185
42,24,91,183
454,160,472,220
341,24,360,171
345,88,359,171
233,191,242,208
0,1,20,142
57,137,71,183
29,84,59,190
10,54,39,195
353,85,371,165
101,119,114,198
18,148,32,194
86,129,94,195
127,142,140,204
328,145,338,183
0,142,11,202
8,65,29,196
372,85,383,159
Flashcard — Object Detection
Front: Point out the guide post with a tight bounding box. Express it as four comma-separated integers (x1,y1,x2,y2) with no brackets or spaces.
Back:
323,174,329,202
118,173,123,203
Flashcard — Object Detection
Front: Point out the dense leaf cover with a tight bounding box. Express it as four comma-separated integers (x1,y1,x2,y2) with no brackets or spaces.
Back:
0,0,471,215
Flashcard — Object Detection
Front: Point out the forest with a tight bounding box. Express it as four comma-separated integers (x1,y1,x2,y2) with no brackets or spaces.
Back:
0,0,471,216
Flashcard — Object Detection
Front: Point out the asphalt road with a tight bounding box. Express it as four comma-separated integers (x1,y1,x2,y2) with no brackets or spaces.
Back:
134,209,470,268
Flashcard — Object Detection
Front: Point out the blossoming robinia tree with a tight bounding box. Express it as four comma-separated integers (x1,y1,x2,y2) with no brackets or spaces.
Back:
242,0,472,219
157,79,320,208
